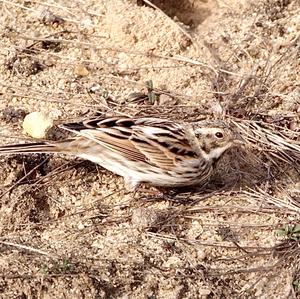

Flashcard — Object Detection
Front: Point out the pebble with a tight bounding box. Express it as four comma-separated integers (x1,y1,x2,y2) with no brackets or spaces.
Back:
74,64,89,77
131,207,165,229
22,111,53,138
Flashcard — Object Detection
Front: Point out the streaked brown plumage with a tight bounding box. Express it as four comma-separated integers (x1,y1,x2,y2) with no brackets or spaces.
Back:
0,116,240,190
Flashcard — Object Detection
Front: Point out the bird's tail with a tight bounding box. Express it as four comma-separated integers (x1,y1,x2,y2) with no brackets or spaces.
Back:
0,141,60,155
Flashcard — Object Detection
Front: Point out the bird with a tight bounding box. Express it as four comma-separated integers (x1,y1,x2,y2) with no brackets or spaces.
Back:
0,116,241,191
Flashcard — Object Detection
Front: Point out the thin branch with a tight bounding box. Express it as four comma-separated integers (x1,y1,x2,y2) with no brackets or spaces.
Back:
0,241,50,256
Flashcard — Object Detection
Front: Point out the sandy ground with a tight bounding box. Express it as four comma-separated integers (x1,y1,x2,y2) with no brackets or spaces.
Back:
0,0,299,298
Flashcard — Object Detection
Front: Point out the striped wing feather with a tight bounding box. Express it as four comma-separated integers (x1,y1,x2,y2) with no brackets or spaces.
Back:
62,117,199,169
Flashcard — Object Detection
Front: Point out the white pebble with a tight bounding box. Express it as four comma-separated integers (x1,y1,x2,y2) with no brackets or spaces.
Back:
22,111,53,139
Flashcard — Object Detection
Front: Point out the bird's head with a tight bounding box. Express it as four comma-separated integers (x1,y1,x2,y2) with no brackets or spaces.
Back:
192,121,241,161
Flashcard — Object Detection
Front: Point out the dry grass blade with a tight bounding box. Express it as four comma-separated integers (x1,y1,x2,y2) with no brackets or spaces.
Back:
242,188,300,214
147,232,272,251
0,156,50,199
141,0,195,45
0,241,50,256
231,118,300,168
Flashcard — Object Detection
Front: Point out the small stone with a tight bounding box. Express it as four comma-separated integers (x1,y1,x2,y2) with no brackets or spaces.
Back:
77,222,85,230
74,64,89,77
89,83,101,93
157,94,178,106
131,207,165,229
198,288,211,296
196,248,206,261
23,111,53,139
3,171,19,186
288,121,298,131
163,256,183,269
39,8,64,25
48,109,63,119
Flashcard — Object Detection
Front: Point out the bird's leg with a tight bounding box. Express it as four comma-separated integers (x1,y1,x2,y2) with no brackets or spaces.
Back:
123,177,165,199
124,177,140,194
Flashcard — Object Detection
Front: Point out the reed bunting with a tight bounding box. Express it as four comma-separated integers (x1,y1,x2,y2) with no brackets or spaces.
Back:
0,116,241,190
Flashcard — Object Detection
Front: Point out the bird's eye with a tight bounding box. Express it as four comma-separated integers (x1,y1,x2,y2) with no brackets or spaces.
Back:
215,131,224,139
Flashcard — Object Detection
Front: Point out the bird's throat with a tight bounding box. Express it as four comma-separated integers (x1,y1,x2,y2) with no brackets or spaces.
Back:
208,143,232,160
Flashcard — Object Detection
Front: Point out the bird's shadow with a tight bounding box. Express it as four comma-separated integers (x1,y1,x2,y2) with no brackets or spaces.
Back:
210,146,274,190
139,146,276,204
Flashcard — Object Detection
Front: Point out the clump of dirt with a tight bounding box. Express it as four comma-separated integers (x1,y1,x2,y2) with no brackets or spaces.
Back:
0,0,299,298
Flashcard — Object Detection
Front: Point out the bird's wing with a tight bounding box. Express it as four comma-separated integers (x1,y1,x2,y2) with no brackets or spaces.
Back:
61,117,198,169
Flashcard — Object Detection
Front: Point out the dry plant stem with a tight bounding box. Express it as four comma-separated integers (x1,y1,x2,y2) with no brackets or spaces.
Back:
1,0,41,13
0,273,84,280
243,189,300,214
0,160,83,227
86,89,131,117
209,265,278,276
216,244,300,277
183,217,275,228
7,33,246,77
231,119,300,167
188,205,289,214
0,156,50,199
4,159,76,198
0,80,192,107
0,90,99,109
0,158,126,229
1,0,79,23
147,232,272,250
30,0,77,16
0,241,50,256
215,250,272,262
141,0,195,45
18,189,124,230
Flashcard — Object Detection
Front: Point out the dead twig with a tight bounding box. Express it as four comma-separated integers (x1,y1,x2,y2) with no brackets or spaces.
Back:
0,241,50,256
